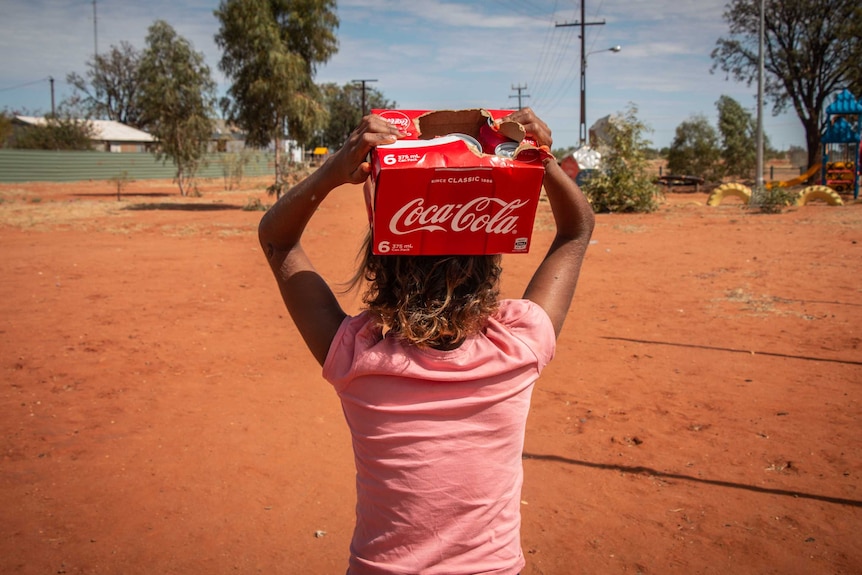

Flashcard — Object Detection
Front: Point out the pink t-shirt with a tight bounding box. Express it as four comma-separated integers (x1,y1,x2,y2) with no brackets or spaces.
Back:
323,299,556,575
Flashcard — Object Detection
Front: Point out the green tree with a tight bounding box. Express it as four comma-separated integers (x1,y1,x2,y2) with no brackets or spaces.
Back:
66,41,143,127
138,20,216,196
581,104,661,213
215,0,338,197
0,111,13,148
711,0,862,169
667,115,723,181
716,94,762,180
318,82,395,149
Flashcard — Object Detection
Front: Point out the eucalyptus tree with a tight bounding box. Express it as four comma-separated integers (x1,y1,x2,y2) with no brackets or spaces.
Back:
138,20,216,196
214,0,338,197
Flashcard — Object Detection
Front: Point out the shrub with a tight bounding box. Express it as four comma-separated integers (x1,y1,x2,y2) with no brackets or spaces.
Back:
242,197,269,211
750,186,795,214
110,171,135,201
218,149,254,190
581,104,662,213
13,115,95,151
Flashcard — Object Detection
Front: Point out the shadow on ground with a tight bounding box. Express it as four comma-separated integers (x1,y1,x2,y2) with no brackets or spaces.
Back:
122,203,243,212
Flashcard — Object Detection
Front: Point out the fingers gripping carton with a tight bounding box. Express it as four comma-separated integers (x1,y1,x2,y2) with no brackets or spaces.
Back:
367,109,548,256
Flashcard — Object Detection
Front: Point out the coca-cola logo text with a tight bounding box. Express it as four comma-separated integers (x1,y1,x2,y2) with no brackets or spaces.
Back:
389,197,529,236
378,111,413,135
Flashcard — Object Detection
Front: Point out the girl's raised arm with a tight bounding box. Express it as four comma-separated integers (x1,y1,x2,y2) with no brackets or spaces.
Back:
258,116,403,365
506,108,596,338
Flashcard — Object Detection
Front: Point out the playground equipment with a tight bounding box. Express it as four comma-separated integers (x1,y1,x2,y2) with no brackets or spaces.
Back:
706,182,843,206
821,89,861,199
764,163,821,189
707,183,752,206
712,90,860,205
796,185,844,206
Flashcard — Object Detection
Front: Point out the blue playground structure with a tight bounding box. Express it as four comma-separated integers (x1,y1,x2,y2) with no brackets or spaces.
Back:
821,89,862,199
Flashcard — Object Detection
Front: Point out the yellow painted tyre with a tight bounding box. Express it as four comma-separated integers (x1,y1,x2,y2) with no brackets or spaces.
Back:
796,185,844,206
707,183,751,206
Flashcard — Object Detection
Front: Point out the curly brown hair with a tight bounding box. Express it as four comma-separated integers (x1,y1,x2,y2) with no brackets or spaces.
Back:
353,233,502,349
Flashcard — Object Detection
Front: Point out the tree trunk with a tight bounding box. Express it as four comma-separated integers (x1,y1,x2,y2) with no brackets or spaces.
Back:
177,166,187,197
803,117,822,183
274,118,283,199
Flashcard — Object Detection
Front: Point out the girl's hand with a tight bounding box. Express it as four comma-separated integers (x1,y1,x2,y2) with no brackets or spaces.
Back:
503,107,553,149
329,115,405,185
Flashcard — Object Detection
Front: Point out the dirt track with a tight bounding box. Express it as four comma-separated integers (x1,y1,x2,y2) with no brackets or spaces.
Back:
1,177,860,574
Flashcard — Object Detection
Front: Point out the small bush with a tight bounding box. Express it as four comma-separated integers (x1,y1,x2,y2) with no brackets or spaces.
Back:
110,171,135,201
750,186,795,214
218,149,254,190
242,197,269,211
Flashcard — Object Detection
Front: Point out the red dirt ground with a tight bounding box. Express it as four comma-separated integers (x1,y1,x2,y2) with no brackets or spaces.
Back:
1,176,860,575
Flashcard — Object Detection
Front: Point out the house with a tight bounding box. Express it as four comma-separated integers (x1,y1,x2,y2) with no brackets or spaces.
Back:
13,116,156,153
211,119,247,153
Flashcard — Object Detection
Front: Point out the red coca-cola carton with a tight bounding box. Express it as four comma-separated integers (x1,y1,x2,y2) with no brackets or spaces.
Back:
367,108,547,256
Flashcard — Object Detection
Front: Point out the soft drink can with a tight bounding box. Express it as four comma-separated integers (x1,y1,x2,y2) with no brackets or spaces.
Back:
448,133,482,153
479,118,511,154
495,142,519,158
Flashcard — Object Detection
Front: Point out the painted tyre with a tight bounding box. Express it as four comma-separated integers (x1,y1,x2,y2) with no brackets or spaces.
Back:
796,185,844,206
707,183,752,206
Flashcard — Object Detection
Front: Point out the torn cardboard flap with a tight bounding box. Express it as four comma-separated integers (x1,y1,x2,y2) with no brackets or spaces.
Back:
414,109,525,143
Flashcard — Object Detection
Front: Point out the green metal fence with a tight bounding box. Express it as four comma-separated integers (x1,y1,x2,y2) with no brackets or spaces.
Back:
0,149,276,183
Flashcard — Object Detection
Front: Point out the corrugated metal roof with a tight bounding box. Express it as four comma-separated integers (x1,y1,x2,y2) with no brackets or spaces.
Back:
15,116,156,143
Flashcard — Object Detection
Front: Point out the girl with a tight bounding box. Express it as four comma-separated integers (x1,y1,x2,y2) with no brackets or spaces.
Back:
259,108,594,574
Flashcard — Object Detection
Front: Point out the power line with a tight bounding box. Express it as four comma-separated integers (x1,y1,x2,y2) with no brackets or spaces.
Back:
490,0,562,22
527,6,562,102
529,18,577,107
0,77,52,93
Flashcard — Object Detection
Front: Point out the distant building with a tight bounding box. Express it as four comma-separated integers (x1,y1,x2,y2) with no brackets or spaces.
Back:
211,119,247,153
13,116,156,153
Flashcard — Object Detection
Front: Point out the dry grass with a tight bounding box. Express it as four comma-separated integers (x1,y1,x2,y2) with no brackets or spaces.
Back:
0,177,272,235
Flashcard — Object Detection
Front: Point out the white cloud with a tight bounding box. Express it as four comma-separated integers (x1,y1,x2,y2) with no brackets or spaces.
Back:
0,0,805,148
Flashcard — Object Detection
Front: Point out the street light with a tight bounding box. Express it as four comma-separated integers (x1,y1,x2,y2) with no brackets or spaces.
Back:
579,44,621,147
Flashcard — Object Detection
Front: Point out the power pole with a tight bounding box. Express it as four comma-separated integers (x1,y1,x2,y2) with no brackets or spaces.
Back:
352,79,378,116
93,0,98,58
755,0,765,192
556,1,606,147
510,83,530,110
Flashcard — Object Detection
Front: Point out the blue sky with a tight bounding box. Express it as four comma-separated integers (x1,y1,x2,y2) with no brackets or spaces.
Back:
0,0,807,151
